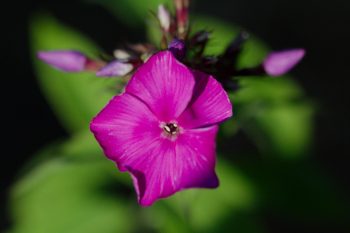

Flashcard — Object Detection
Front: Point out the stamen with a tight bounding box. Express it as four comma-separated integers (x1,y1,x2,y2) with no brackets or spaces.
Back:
163,123,179,135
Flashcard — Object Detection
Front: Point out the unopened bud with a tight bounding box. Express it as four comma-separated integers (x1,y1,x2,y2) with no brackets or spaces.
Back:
158,4,171,32
113,49,132,60
38,50,87,72
168,38,186,59
263,49,305,76
174,0,189,38
96,60,134,77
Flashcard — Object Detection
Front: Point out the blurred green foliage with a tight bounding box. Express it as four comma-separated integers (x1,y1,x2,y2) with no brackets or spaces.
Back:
11,158,133,233
31,15,117,133
10,130,259,233
7,1,350,233
87,0,173,28
234,77,313,158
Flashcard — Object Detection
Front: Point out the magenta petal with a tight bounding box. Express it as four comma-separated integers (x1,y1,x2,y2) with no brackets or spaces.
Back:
178,70,233,128
175,126,219,189
126,51,195,121
128,126,219,206
90,93,161,170
263,49,305,76
37,50,87,72
96,60,133,77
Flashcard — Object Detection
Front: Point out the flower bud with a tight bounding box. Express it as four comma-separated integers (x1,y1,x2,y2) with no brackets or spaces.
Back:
190,30,210,46
168,38,186,59
113,49,132,60
158,4,171,32
174,0,189,38
37,50,88,72
96,60,134,77
263,49,305,76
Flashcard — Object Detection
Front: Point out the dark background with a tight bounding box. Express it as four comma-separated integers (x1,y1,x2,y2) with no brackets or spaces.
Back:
1,0,349,232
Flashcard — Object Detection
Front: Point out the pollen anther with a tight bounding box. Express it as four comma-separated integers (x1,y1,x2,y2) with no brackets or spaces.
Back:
163,123,179,135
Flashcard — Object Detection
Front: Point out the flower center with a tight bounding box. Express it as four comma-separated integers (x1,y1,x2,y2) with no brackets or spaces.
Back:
163,123,179,135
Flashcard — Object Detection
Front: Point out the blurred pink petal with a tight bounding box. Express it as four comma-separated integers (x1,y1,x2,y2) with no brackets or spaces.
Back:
263,49,305,76
96,60,133,77
37,50,87,72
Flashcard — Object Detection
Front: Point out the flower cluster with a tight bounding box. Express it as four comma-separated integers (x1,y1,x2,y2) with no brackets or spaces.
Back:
37,0,304,206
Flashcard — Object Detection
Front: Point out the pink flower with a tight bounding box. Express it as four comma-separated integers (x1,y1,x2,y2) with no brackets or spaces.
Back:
90,51,232,206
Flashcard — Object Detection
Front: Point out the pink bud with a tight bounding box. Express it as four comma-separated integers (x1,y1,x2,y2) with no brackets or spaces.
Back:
263,49,305,76
96,60,134,77
37,50,88,72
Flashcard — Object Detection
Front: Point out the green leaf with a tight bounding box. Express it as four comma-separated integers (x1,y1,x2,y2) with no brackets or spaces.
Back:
240,160,350,224
10,157,135,233
87,0,173,27
59,131,133,185
60,131,106,160
233,76,303,103
31,14,117,133
191,16,269,65
233,77,314,159
160,160,259,232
